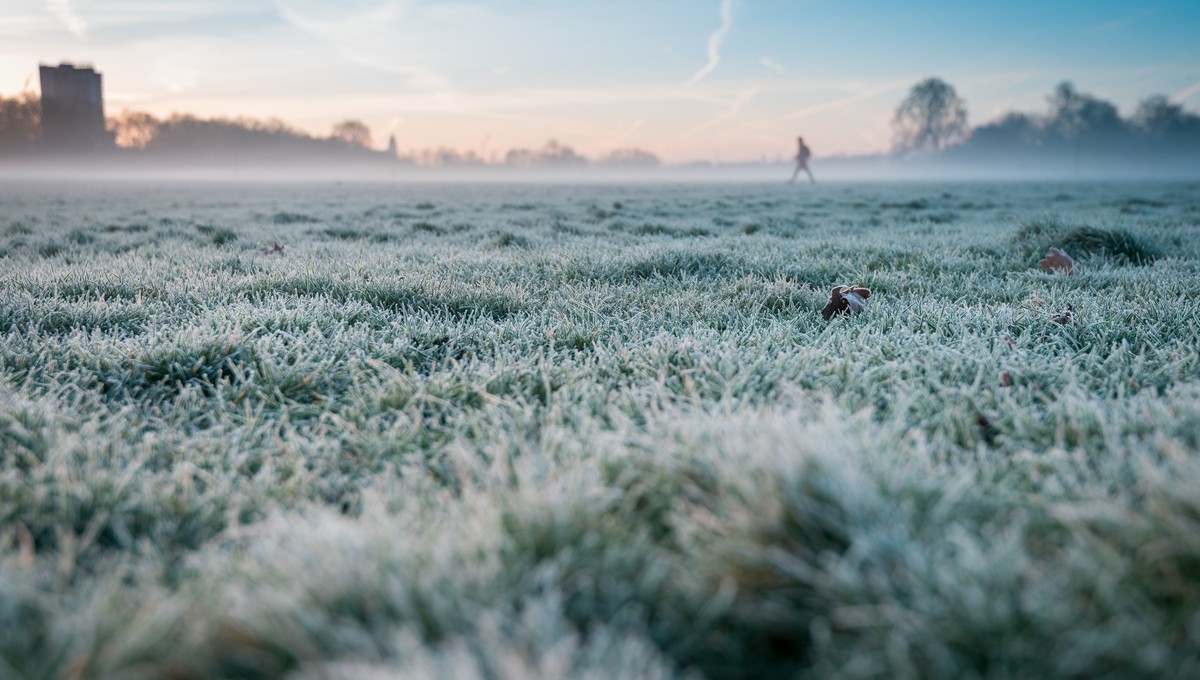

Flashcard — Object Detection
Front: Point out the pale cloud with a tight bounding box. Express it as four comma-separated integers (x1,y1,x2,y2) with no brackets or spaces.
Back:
273,0,450,91
62,1,257,28
274,0,405,36
0,9,54,39
46,0,87,38
759,57,785,76
685,0,733,86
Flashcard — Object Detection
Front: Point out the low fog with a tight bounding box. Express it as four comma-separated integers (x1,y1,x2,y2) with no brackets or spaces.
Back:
3,77,1199,183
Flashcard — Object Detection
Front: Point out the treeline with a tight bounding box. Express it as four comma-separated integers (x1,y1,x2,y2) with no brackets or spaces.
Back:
0,92,40,154
893,78,1200,169
106,111,388,162
405,140,660,168
0,94,661,167
964,83,1200,159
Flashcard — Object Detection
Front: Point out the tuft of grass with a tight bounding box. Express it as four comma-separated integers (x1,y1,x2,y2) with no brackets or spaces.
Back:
1057,225,1159,263
488,231,532,249
272,211,319,224
67,229,95,245
1016,218,1160,264
321,227,364,240
208,227,239,246
412,221,446,235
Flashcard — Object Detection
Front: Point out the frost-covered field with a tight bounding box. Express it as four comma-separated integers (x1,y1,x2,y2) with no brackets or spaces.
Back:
2,180,1199,679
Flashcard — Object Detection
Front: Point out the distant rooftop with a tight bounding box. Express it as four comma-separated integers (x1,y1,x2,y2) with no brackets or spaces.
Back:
40,62,97,71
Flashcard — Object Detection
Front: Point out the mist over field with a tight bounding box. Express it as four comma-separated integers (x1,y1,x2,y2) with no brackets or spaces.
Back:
2,179,1199,678
4,152,1198,184
5,70,1200,182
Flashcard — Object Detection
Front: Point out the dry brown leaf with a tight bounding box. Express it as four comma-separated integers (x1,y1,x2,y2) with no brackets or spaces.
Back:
822,285,871,321
1052,303,1074,325
1039,247,1075,273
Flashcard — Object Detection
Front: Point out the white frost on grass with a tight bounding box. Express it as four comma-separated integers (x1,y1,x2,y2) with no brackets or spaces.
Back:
0,181,1198,678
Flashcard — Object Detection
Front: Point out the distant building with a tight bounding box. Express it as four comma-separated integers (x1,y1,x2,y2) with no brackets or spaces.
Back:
39,63,113,151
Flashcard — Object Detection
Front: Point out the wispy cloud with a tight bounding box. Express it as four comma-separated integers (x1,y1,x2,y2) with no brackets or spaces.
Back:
273,0,450,91
46,0,87,38
685,0,733,86
759,57,785,76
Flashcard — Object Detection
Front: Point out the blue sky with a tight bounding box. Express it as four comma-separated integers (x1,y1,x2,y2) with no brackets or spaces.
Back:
2,0,1198,161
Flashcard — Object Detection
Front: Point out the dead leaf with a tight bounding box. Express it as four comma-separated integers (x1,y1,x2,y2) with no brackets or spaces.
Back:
258,242,285,256
1000,371,1013,387
974,411,997,446
1052,303,1073,325
822,285,872,321
1039,247,1075,273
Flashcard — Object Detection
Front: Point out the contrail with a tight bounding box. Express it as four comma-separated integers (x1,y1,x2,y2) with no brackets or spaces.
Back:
1172,80,1200,105
685,0,733,86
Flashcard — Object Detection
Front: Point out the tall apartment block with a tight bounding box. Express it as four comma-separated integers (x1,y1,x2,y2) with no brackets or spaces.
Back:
39,63,113,151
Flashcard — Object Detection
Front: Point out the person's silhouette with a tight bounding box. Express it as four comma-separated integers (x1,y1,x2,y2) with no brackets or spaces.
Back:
789,136,815,184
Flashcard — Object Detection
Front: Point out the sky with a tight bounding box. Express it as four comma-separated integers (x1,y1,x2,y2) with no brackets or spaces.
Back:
2,0,1199,162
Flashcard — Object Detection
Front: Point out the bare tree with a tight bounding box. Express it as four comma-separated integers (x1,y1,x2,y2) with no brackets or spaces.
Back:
1132,95,1200,138
505,140,587,167
1045,81,1122,139
892,78,968,154
331,119,372,149
108,110,160,148
598,148,661,167
0,92,41,153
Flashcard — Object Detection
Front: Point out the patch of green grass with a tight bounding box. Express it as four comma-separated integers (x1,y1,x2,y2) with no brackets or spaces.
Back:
1,180,1199,679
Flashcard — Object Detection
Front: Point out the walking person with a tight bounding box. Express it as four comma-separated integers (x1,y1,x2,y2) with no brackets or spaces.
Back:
790,135,815,184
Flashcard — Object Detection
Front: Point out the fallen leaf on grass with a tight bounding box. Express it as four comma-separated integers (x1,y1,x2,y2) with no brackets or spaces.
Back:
822,285,871,321
1039,247,1075,273
974,411,997,446
258,242,285,256
1052,304,1073,325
